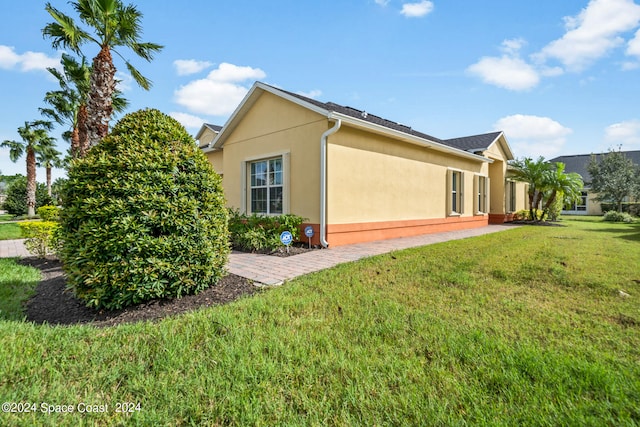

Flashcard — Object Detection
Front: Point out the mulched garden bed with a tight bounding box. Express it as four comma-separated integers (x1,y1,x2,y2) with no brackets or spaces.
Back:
235,242,321,257
21,257,261,328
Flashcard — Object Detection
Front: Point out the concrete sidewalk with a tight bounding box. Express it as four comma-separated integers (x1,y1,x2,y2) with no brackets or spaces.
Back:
1,225,517,285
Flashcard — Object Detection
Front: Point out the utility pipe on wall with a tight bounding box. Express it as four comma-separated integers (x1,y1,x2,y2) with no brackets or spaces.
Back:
320,117,341,248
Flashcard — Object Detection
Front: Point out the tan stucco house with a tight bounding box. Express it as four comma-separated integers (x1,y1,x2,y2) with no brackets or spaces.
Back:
550,151,640,215
199,82,527,246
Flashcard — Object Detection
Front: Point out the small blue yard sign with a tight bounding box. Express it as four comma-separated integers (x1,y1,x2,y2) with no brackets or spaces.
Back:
304,226,314,238
280,231,293,246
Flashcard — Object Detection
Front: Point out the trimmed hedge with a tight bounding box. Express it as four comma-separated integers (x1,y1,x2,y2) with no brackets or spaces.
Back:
58,109,229,309
228,209,306,252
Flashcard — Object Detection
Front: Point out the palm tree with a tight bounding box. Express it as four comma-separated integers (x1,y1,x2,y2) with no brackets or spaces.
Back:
509,157,550,221
40,53,89,158
36,145,64,198
541,162,584,219
41,53,130,158
43,0,162,148
1,121,55,217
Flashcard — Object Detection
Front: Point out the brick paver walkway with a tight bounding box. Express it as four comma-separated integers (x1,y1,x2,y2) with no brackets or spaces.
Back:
0,239,31,258
228,224,515,285
0,224,517,285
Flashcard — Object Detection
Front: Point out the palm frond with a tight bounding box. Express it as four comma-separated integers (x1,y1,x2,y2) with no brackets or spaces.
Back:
124,61,152,90
43,3,92,52
131,42,164,62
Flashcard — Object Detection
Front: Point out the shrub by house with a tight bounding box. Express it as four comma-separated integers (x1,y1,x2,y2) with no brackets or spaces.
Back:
58,109,229,309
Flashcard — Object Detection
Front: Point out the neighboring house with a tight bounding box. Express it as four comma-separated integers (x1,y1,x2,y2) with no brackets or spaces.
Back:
199,81,528,246
549,151,640,215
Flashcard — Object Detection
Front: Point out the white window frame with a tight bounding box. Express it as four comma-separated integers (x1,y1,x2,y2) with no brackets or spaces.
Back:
474,174,489,214
447,168,464,216
241,151,290,215
564,191,588,212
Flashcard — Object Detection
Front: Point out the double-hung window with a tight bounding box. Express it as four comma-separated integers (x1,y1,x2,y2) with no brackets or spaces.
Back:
250,157,283,214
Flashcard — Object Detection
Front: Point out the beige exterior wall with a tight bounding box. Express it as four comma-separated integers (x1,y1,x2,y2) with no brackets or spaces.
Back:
197,128,218,149
586,194,603,215
218,91,327,223
206,150,224,176
203,85,523,245
326,126,485,225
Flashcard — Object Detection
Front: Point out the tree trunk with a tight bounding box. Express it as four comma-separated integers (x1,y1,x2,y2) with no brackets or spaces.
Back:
533,191,545,221
46,165,52,198
77,103,89,157
70,125,81,159
26,147,36,218
528,191,535,221
542,190,557,221
86,46,116,148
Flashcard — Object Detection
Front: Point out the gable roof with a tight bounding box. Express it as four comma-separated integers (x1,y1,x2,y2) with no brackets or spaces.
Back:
209,82,511,163
549,150,640,183
195,123,222,141
443,132,503,152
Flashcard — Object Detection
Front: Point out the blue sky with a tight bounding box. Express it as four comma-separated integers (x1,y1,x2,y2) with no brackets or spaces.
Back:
2,0,640,182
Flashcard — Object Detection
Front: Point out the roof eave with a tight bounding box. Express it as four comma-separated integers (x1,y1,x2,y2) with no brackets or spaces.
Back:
210,82,330,149
329,112,491,163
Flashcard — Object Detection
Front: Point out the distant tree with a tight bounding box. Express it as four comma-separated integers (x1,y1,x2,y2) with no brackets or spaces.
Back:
1,120,56,217
51,177,68,205
36,145,64,197
2,177,53,216
43,0,162,148
587,150,639,212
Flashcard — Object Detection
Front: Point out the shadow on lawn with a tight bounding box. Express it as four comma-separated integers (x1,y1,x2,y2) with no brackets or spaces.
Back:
584,222,640,242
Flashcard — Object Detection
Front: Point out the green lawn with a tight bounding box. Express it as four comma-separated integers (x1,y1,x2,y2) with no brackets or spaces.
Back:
0,258,41,321
0,222,22,240
0,218,638,426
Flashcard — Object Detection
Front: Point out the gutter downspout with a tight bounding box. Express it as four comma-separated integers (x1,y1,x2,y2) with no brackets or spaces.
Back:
320,117,341,248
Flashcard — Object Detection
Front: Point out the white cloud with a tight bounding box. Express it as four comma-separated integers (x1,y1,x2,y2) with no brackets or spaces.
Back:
467,38,540,91
374,0,389,6
534,0,640,71
173,59,213,76
494,114,572,158
115,71,133,92
174,62,266,116
296,89,322,99
170,112,207,130
0,45,21,69
467,56,540,91
400,1,434,18
626,28,640,56
500,38,527,55
605,119,640,148
0,45,59,72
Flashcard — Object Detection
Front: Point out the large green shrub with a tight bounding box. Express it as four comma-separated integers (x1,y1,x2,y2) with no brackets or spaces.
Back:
58,109,229,309
2,177,52,216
